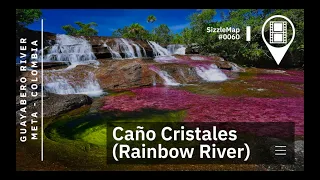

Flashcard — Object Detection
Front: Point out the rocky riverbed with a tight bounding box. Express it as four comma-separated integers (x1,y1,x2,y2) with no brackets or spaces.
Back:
16,33,304,171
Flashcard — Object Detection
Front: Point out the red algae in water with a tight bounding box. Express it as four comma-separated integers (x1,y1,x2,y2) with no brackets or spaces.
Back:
101,87,304,135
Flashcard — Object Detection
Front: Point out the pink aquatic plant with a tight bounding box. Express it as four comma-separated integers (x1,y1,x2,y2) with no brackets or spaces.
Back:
101,87,304,135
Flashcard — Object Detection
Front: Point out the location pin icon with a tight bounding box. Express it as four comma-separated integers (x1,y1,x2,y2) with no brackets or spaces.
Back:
262,15,295,65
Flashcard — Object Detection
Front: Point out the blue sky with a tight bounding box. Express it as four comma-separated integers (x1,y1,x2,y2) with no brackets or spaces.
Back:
27,9,226,36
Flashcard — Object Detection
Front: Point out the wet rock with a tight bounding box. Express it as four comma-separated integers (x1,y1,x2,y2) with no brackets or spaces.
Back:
16,87,49,111
16,93,92,124
155,63,200,84
95,59,154,90
213,60,232,70
26,62,69,69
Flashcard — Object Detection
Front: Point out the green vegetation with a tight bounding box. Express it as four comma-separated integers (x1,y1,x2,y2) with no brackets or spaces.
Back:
195,9,304,68
46,109,186,146
62,21,98,36
151,24,173,44
16,9,42,33
112,9,304,68
147,15,157,23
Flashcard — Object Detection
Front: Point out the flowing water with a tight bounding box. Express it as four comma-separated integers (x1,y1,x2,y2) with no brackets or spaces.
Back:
116,38,137,58
147,41,171,56
41,35,231,96
42,34,97,65
140,44,147,57
102,42,123,59
189,56,206,61
44,72,104,97
39,34,104,97
149,66,180,86
128,39,143,58
131,43,142,57
167,44,186,55
230,62,245,72
195,64,228,82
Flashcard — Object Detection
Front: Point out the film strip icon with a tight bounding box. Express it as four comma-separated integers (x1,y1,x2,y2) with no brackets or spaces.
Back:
270,21,287,44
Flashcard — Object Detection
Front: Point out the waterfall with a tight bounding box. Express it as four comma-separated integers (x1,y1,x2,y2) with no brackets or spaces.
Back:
103,42,122,59
43,34,97,65
167,44,186,55
44,72,104,97
140,44,147,57
147,41,171,56
149,66,180,86
115,38,136,58
131,42,143,58
147,42,186,56
102,38,147,59
229,62,245,72
195,64,228,82
107,46,123,59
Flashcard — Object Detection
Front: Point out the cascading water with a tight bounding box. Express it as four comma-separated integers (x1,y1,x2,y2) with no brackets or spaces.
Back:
131,42,143,58
229,62,245,72
178,69,186,81
167,44,186,55
44,72,104,97
195,64,228,82
116,38,136,58
102,41,122,59
140,44,147,57
189,56,206,61
42,34,97,65
147,41,171,56
149,65,180,86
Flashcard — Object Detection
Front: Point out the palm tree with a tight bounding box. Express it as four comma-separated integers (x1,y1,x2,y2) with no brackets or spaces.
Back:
124,23,148,39
128,23,144,34
147,15,157,23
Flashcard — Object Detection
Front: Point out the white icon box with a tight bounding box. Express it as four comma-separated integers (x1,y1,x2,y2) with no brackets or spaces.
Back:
270,21,287,44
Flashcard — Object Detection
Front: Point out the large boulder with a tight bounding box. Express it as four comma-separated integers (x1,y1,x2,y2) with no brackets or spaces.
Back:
16,92,92,124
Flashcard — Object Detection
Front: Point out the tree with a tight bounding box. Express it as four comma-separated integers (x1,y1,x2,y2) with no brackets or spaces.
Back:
211,9,265,65
123,23,149,40
112,28,124,37
191,9,304,68
181,27,192,45
172,34,184,44
188,9,217,53
112,23,149,40
152,24,173,44
16,9,42,33
147,15,157,23
62,21,98,36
